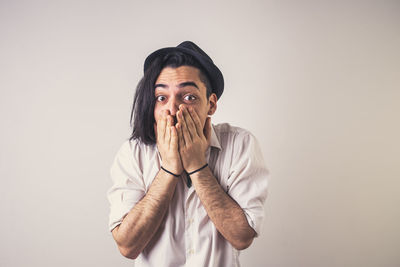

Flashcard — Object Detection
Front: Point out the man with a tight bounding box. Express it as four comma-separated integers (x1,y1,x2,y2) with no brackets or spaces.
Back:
107,41,268,267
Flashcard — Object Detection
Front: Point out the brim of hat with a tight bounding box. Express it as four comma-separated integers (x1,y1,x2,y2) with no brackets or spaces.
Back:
144,47,224,99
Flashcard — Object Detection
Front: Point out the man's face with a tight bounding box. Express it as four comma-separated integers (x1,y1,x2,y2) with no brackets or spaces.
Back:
154,65,217,129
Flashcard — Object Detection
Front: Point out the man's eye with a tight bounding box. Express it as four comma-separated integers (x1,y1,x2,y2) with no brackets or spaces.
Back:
156,95,166,102
184,95,196,101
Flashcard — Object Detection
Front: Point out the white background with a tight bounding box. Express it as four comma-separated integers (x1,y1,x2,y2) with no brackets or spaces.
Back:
1,0,399,266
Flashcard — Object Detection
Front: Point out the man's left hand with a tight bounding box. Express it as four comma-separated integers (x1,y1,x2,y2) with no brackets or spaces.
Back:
176,105,211,173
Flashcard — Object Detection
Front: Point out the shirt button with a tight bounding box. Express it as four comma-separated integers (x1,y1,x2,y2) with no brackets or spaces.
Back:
189,249,194,254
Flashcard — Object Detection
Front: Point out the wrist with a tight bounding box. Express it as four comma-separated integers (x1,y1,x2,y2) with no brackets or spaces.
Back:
183,155,207,173
187,164,211,184
160,166,181,177
187,163,208,175
161,161,183,175
185,159,207,174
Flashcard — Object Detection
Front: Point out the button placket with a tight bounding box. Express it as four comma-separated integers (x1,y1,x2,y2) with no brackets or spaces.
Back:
184,185,195,259
184,149,211,260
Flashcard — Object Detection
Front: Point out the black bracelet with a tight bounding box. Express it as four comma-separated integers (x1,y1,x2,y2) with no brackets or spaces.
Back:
160,166,181,177
187,163,208,176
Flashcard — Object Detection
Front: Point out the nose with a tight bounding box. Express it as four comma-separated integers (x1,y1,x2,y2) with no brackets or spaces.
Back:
167,97,180,116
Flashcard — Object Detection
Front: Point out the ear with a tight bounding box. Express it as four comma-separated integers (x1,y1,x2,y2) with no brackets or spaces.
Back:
207,93,217,115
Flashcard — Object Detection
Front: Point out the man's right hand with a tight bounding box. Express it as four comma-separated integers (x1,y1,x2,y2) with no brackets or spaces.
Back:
113,112,182,259
155,110,183,175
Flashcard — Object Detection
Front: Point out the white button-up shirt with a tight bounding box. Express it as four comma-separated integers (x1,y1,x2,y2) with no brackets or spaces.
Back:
107,123,269,267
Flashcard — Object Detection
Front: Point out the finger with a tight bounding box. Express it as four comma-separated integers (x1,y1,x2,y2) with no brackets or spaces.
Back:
178,108,192,144
188,107,203,137
204,116,212,143
157,111,167,140
182,112,193,144
182,106,197,138
170,125,178,150
165,114,172,146
176,122,185,149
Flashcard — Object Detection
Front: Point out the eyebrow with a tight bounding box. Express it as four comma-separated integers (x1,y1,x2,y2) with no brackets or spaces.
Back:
154,81,199,90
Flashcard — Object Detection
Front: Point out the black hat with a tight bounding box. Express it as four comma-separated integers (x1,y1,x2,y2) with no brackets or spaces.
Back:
144,41,224,99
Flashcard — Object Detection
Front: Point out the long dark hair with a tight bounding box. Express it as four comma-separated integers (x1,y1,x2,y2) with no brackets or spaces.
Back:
129,52,212,145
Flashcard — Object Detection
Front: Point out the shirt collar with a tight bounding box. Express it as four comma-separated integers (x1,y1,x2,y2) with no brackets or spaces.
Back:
210,124,221,150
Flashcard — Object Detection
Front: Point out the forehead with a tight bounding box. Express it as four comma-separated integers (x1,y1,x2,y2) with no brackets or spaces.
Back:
156,66,202,84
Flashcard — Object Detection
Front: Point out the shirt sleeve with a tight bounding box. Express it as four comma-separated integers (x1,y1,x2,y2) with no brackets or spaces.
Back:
226,131,269,236
107,140,146,232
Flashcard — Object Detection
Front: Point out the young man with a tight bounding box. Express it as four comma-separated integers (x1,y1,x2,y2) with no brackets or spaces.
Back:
107,41,269,267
